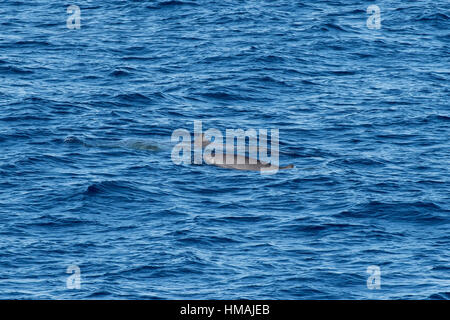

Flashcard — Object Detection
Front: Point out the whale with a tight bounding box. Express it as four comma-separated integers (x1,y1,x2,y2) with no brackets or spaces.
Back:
194,134,294,172
64,136,160,152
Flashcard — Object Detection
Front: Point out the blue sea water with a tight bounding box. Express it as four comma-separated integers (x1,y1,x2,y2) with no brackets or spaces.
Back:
0,0,449,299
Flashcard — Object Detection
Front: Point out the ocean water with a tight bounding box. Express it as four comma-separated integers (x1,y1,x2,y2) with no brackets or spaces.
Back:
0,0,449,299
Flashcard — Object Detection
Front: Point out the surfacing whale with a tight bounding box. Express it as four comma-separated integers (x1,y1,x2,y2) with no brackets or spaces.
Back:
64,136,160,152
195,134,294,172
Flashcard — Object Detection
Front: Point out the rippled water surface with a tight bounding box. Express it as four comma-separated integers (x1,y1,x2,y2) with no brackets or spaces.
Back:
0,0,449,299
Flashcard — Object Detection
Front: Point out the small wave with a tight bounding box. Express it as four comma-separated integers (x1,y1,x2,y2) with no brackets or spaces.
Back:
308,23,349,33
328,157,386,168
109,69,131,77
335,201,449,223
256,55,286,63
0,114,49,121
15,40,51,46
120,56,156,61
85,181,133,195
425,114,450,122
147,0,199,9
281,222,363,235
301,79,320,85
417,12,449,22
428,292,450,300
431,265,450,271
208,215,273,224
200,91,245,101
20,216,94,229
83,180,160,201
0,65,33,75
329,70,357,76
86,291,113,298
243,75,291,87
323,23,348,32
177,235,241,246
114,93,154,103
